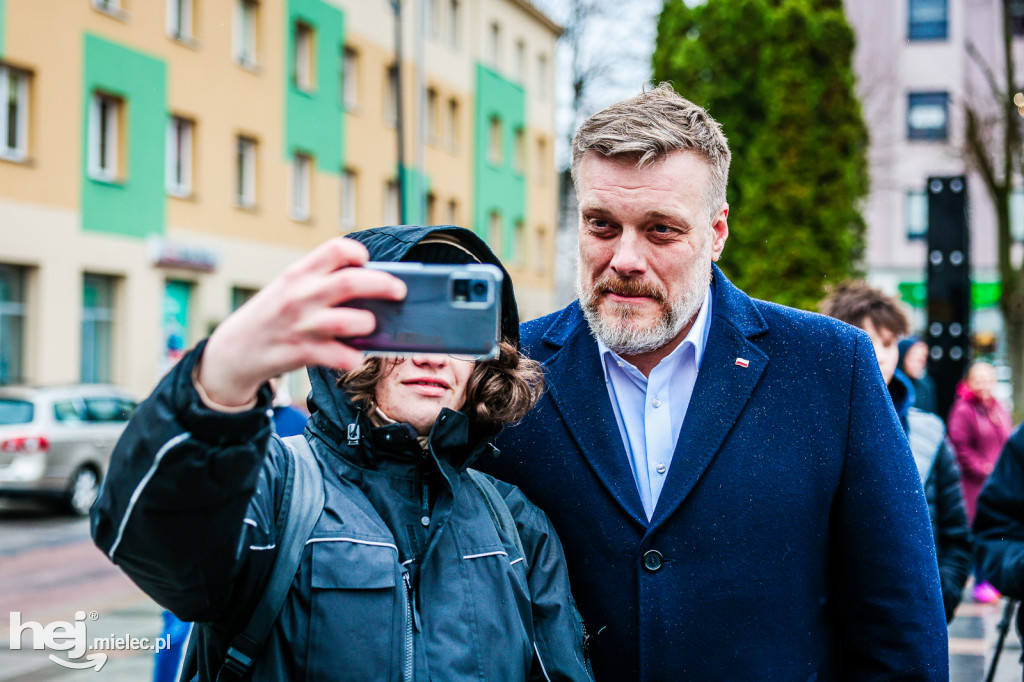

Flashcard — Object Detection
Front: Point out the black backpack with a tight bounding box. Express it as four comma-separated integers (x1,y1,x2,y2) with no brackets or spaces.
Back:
177,435,522,681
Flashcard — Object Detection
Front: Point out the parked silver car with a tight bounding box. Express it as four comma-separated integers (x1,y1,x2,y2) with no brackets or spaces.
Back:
0,384,136,515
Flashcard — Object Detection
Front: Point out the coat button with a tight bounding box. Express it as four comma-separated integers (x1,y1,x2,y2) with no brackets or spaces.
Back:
643,549,663,572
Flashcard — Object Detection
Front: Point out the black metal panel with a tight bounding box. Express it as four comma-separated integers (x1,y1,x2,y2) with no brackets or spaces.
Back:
926,175,970,419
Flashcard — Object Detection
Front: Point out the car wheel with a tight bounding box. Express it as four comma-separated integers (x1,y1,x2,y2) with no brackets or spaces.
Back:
65,467,100,516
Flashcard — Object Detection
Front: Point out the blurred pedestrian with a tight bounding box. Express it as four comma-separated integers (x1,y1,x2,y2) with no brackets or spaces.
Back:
268,375,306,437
821,282,970,622
899,337,938,415
948,361,1013,603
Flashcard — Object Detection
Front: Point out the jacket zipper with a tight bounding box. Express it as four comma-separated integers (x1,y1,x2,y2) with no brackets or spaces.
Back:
402,570,414,682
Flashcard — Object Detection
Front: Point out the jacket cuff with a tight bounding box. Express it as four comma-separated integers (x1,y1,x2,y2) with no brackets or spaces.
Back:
169,339,274,446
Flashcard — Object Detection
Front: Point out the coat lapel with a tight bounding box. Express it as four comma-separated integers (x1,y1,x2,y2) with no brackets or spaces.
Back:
542,316,648,528
648,268,769,528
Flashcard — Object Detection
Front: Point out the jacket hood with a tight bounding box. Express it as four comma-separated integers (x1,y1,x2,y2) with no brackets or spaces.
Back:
888,368,915,432
306,226,517,451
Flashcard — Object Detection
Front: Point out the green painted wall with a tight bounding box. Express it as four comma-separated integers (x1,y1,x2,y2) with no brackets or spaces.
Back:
285,0,344,172
473,64,526,259
81,34,166,237
401,165,431,225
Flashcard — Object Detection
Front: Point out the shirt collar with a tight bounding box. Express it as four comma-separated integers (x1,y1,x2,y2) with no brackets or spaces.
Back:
596,285,714,381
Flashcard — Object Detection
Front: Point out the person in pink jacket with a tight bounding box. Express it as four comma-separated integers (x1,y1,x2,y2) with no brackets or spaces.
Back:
948,361,1013,602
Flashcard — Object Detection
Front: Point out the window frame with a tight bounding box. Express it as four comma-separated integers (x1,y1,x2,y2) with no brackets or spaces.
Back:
167,0,194,42
166,115,194,197
907,0,948,41
342,47,359,110
235,135,258,208
906,91,950,141
0,65,29,162
88,92,122,182
293,21,315,92
341,168,357,229
234,0,260,69
290,152,313,221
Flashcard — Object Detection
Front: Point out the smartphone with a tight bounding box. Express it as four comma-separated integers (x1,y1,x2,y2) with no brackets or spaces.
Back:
341,261,503,359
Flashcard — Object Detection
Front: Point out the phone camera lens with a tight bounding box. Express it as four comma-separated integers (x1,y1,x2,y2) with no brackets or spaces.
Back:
472,281,488,299
453,279,470,302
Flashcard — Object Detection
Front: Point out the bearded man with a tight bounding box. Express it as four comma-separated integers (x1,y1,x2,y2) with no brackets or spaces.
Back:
478,84,948,680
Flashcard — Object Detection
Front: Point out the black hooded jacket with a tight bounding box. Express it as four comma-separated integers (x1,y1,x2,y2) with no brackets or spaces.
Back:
91,226,591,681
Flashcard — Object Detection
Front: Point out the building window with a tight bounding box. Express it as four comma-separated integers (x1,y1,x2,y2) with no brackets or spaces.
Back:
489,212,502,257
234,0,259,68
291,153,312,220
534,226,548,275
92,0,125,16
446,199,458,225
293,22,315,91
231,286,258,311
489,116,502,166
162,280,192,371
908,0,948,41
488,22,501,70
426,0,440,37
0,65,29,162
905,190,928,240
88,92,122,182
907,92,949,140
537,53,548,99
386,64,399,126
341,168,357,229
426,192,437,224
166,116,194,197
535,136,547,186
515,39,526,83
81,274,116,383
1012,0,1024,37
167,0,193,41
448,0,461,48
512,220,525,266
0,264,27,385
384,180,400,225
1012,188,1024,242
426,87,439,143
236,135,257,207
513,127,525,175
446,97,459,152
343,47,358,110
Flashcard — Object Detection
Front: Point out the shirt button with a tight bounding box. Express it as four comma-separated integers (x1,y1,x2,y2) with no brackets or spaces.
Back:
652,398,661,408
656,463,666,474
643,549,663,572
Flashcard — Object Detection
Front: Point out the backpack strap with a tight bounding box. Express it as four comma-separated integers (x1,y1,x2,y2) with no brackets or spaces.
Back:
216,435,325,681
466,468,526,567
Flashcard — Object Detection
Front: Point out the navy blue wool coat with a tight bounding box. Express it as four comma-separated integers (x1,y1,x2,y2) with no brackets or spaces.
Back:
480,265,948,681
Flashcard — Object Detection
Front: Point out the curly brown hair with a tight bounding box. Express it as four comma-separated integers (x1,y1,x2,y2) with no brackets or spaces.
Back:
339,341,544,430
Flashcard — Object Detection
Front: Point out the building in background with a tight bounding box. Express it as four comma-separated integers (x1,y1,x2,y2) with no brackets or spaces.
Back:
845,0,1023,342
0,0,559,398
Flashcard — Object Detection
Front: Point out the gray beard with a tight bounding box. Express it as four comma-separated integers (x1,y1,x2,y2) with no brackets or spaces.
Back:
576,248,711,356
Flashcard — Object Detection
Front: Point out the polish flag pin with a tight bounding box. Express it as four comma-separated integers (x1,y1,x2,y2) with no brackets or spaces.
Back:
735,358,750,368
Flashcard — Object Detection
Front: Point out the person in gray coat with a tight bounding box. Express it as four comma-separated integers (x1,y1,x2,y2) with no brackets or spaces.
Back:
91,227,592,681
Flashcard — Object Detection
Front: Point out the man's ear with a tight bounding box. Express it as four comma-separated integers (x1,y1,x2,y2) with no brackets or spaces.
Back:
711,203,729,262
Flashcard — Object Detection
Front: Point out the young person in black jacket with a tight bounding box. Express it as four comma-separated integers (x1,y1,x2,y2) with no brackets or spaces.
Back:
821,282,971,621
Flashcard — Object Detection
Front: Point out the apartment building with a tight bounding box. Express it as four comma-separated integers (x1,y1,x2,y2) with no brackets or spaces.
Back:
0,0,560,396
845,0,1024,336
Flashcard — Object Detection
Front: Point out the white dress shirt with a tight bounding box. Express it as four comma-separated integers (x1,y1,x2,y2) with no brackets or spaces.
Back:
596,286,713,520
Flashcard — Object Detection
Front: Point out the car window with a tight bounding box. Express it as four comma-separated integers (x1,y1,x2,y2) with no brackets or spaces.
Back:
54,400,85,423
0,399,34,425
84,397,134,422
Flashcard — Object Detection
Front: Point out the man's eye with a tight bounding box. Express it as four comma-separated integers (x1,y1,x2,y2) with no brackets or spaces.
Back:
653,225,673,234
590,219,610,229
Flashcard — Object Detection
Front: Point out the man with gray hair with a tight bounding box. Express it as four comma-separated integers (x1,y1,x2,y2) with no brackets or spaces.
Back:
480,84,948,679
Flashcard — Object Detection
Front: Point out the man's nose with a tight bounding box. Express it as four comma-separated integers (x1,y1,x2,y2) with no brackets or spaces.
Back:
609,232,647,277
